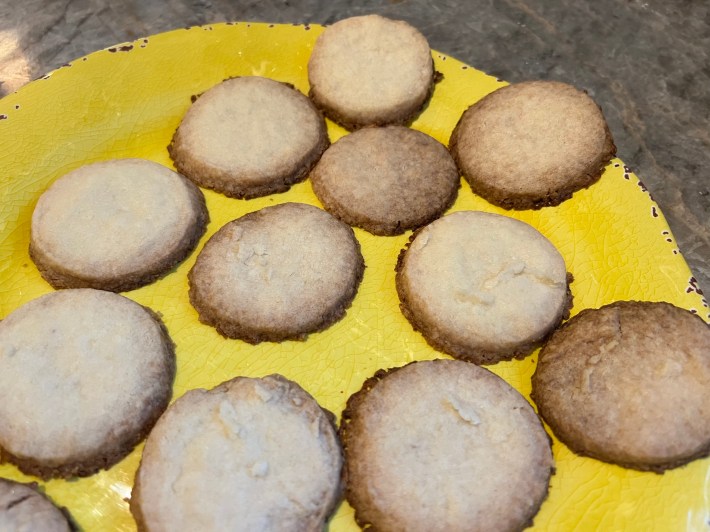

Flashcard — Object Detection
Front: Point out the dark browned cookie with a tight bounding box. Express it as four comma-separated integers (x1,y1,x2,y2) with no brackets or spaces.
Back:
532,301,710,472
0,478,75,531
169,76,329,199
0,289,175,479
449,80,616,210
131,374,343,531
311,126,459,236
30,158,208,292
188,202,364,343
396,211,572,365
341,359,554,532
308,15,436,130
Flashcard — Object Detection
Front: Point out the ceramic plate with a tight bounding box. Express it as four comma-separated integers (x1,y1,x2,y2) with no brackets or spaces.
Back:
0,21,707,531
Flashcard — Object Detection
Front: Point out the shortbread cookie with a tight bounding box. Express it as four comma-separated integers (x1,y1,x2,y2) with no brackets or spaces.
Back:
188,202,364,343
311,126,459,235
169,76,329,199
0,478,74,531
131,374,343,531
396,211,571,364
341,360,554,532
449,80,616,210
0,289,175,479
30,158,208,292
308,15,436,129
532,301,710,472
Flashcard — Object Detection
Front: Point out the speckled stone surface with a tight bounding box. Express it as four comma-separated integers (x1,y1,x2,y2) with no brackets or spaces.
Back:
1,0,707,294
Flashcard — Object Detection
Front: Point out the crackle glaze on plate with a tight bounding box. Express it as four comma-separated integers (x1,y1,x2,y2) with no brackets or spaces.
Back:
0,21,708,532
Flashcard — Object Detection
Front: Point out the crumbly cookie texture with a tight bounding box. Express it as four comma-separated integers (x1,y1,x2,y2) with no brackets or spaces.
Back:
308,15,436,129
0,478,75,531
30,158,208,292
188,202,364,343
169,76,329,199
311,125,459,235
341,359,554,532
131,374,343,532
450,80,616,210
532,300,710,472
396,210,572,364
0,289,175,479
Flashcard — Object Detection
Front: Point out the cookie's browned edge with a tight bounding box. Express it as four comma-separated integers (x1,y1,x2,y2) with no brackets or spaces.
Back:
309,69,442,132
394,230,574,364
531,300,710,474
448,101,617,211
30,178,209,293
0,479,79,531
0,305,175,480
169,79,330,199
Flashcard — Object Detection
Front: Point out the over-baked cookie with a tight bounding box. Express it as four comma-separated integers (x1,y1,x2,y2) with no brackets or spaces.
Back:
341,359,554,532
531,301,710,472
449,80,616,210
169,76,329,199
188,202,364,343
308,15,436,129
30,158,208,292
311,126,459,235
131,374,343,531
0,478,74,531
396,211,571,364
0,289,175,479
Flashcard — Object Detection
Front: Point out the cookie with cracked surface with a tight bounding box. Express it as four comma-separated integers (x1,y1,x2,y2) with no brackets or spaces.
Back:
531,300,710,472
131,374,343,532
341,359,554,532
308,15,436,130
449,80,616,210
188,202,364,343
0,478,75,531
0,289,175,479
310,126,459,236
169,76,329,199
30,158,208,292
396,211,572,364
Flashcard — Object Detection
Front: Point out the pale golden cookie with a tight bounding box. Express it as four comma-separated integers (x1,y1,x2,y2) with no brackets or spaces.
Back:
30,158,208,292
188,202,364,343
170,76,329,199
131,374,342,532
0,478,74,531
396,211,572,364
0,289,175,479
341,359,554,532
449,80,616,209
308,15,436,129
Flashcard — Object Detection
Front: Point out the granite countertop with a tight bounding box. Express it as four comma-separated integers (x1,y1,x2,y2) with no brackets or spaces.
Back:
1,0,708,294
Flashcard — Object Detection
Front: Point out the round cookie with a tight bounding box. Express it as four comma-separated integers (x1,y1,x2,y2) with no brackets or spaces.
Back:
30,158,208,292
396,211,571,364
0,289,175,479
531,301,710,472
188,202,364,343
308,15,436,129
341,359,554,532
169,76,329,199
131,374,343,531
311,126,459,236
449,80,616,210
0,478,74,531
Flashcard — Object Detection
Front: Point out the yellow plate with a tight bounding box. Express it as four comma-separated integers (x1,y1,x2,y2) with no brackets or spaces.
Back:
0,21,708,532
